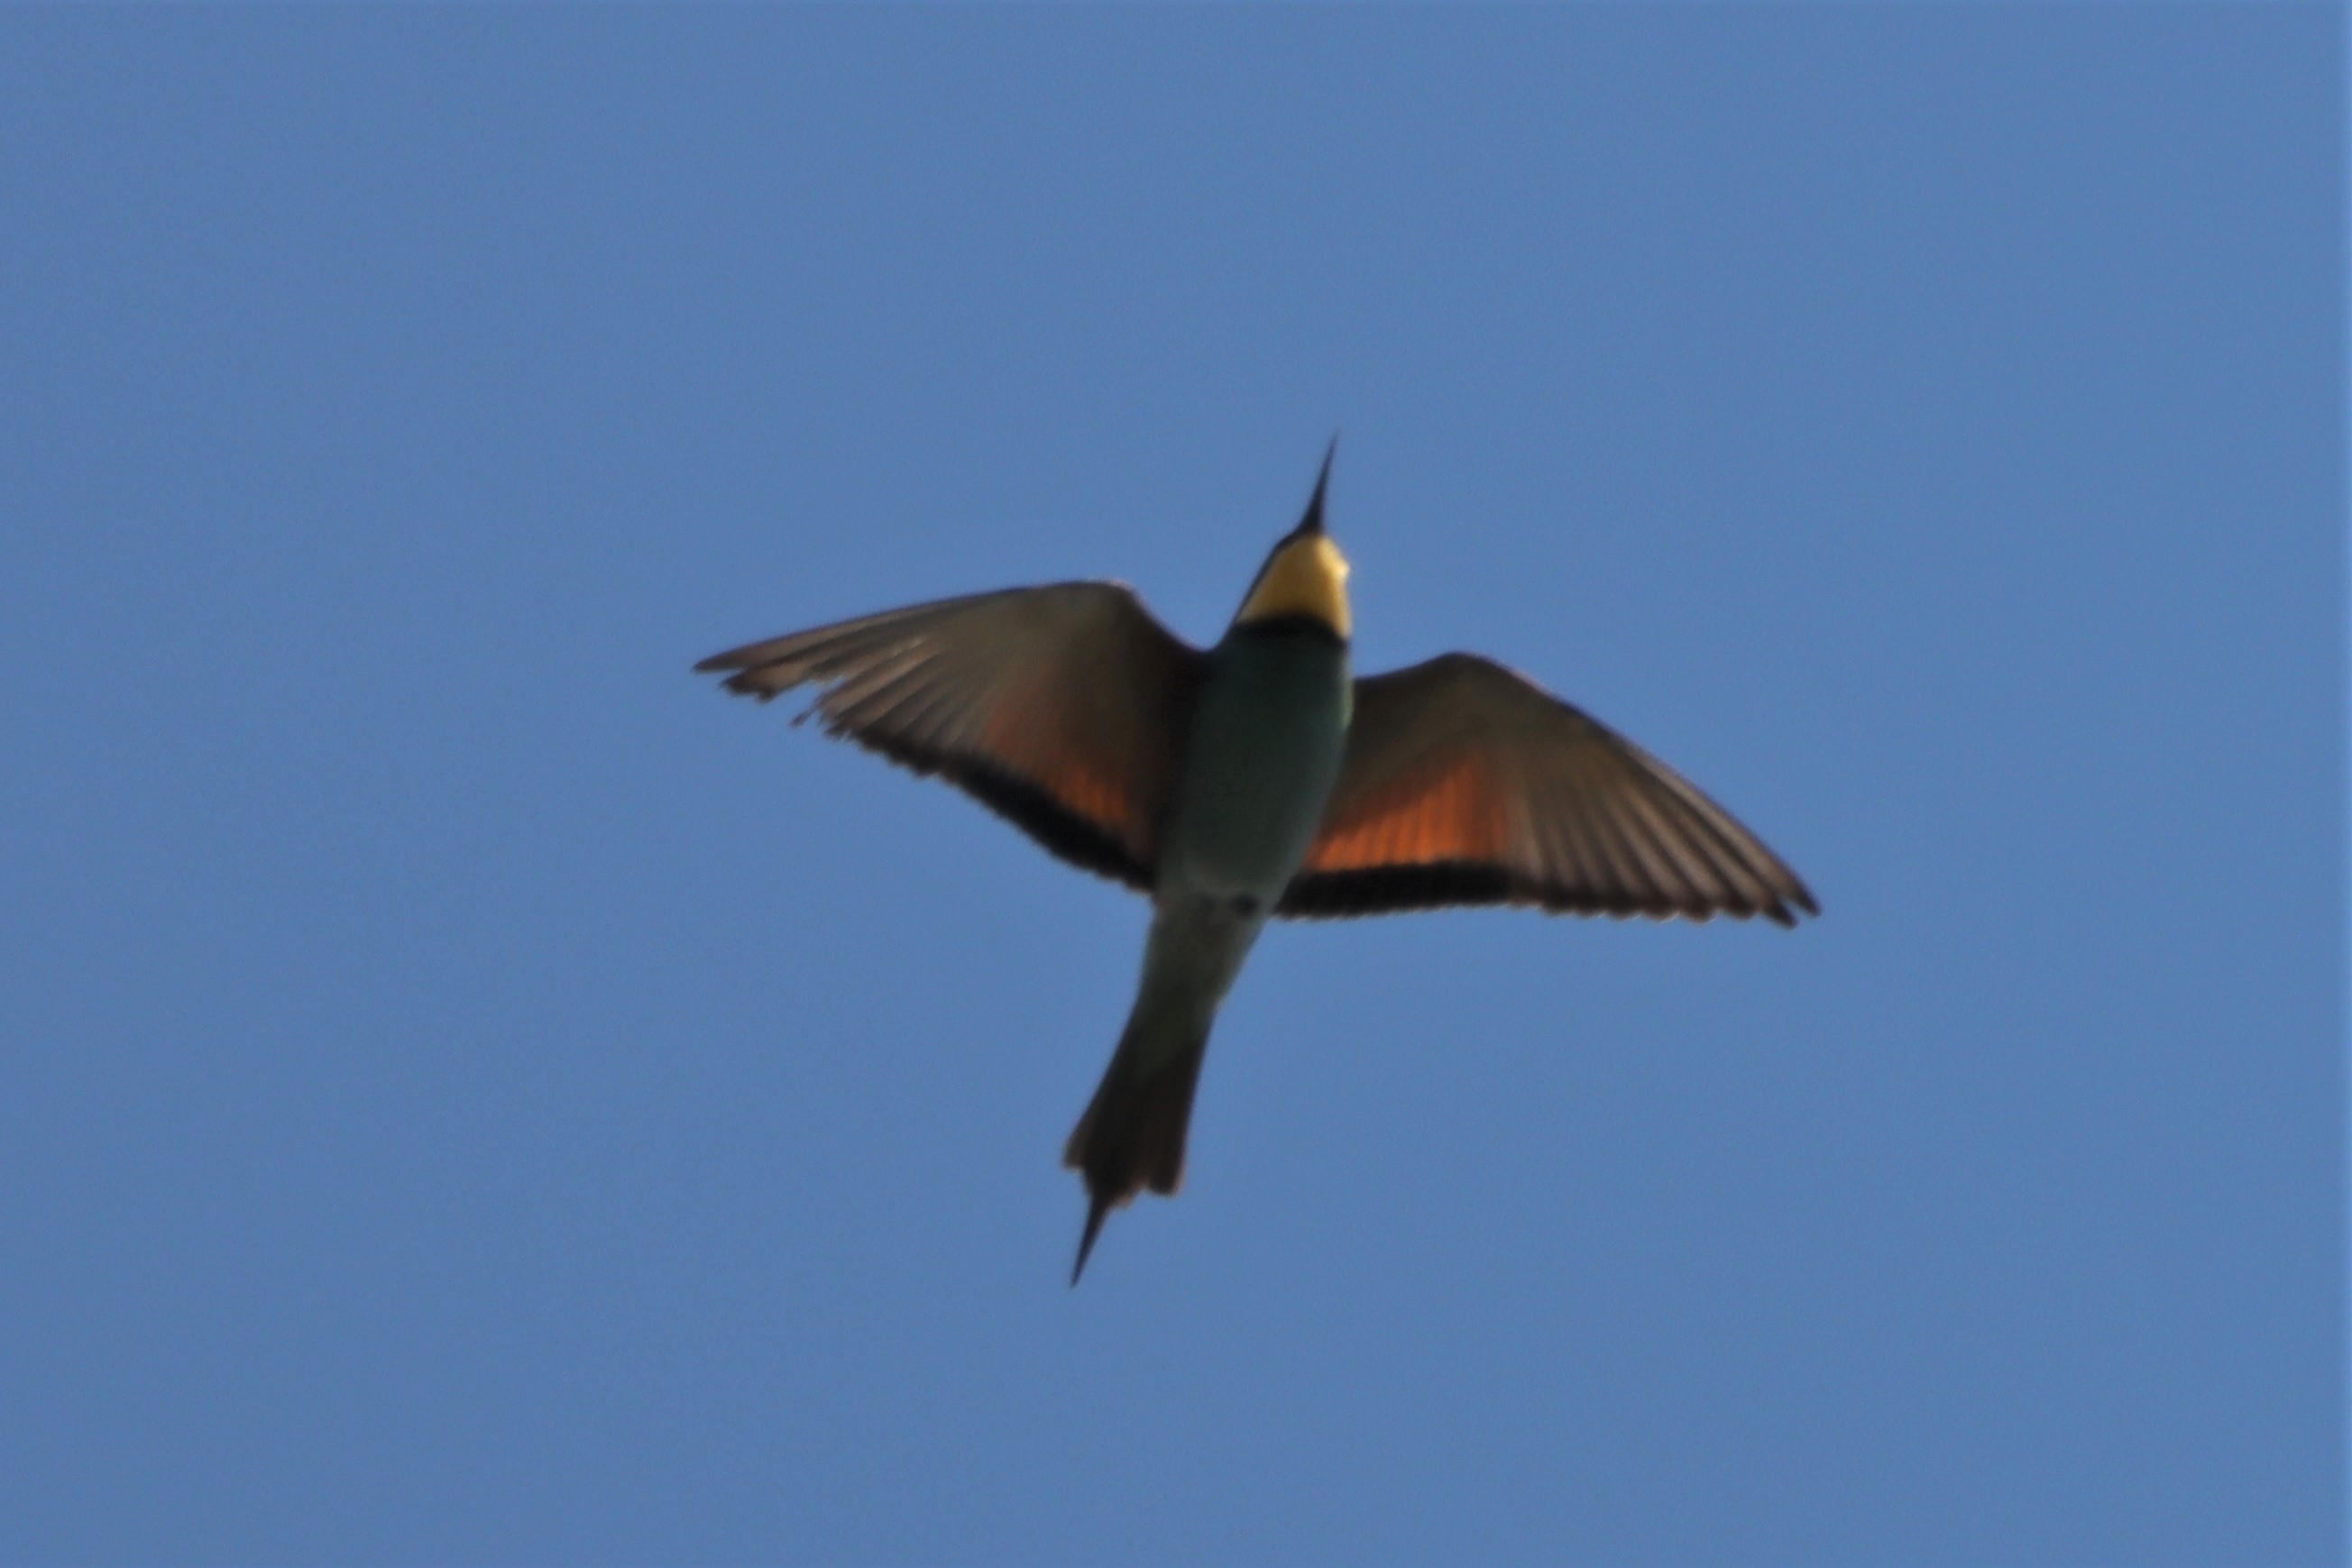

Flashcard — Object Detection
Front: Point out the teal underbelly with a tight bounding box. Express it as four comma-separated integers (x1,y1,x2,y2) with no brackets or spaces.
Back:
1159,629,1350,902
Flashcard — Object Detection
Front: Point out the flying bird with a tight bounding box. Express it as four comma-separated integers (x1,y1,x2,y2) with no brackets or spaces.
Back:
697,445,1815,1280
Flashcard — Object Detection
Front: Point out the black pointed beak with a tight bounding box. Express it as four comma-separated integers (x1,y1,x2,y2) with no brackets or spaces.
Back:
1294,436,1337,536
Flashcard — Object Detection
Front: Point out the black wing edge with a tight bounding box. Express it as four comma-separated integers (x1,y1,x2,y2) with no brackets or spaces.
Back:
1275,861,1815,927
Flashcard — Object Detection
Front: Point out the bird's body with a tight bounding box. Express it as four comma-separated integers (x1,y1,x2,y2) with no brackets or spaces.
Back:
1160,621,1352,905
1065,594,1354,1275
699,445,1815,1279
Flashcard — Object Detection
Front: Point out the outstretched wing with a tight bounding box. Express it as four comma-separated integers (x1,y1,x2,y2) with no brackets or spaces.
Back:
698,582,1207,892
1280,653,1815,925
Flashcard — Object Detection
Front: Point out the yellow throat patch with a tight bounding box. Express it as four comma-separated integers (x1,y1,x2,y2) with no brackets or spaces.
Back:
1236,534,1352,638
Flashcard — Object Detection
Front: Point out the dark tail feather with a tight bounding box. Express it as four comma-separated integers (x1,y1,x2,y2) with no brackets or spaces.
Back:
1062,1018,1211,1284
1072,1192,1116,1286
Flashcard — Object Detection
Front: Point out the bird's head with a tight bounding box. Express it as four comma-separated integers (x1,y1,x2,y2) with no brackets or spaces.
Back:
1233,439,1351,640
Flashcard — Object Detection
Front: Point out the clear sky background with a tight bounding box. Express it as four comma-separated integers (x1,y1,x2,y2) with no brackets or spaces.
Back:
2,8,2341,1566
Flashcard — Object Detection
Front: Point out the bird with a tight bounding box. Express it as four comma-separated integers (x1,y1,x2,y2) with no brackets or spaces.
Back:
696,443,1815,1281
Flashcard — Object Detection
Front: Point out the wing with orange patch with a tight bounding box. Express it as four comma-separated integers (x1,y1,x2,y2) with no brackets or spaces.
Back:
698,582,1207,891
1279,653,1815,925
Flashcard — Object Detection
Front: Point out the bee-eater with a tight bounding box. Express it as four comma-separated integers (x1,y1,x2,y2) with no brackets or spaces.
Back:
698,445,1815,1280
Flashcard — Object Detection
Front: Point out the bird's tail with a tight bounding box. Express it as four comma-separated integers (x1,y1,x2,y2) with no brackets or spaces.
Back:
1061,1010,1212,1284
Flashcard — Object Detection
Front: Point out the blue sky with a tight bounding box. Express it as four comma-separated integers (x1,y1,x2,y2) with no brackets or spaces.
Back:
2,8,2341,1565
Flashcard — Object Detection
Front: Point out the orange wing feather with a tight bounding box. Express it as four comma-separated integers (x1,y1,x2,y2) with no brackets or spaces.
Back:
1304,749,1513,872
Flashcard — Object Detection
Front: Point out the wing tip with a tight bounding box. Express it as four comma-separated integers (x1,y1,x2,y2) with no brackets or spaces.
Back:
709,668,786,701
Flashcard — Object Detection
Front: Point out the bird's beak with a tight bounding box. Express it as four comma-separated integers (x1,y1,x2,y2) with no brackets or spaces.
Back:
1294,436,1337,537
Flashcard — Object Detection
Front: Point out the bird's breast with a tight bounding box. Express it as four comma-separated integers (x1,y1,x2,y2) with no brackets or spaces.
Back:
1157,628,1351,903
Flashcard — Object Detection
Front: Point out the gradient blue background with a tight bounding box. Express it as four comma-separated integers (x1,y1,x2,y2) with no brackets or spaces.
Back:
3,9,2341,1565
